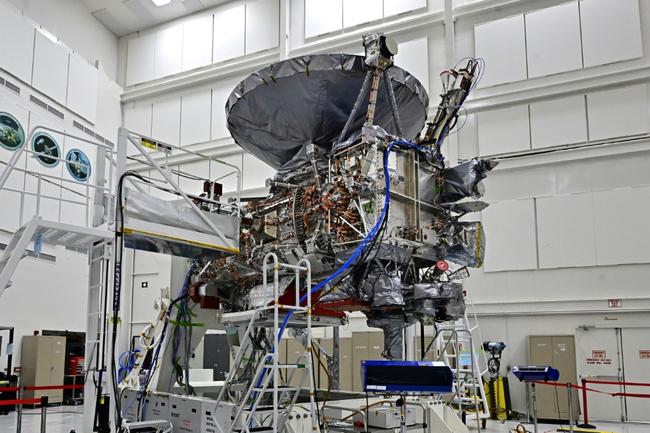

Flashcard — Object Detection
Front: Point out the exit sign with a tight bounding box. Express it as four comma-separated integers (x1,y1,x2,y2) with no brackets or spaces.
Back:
608,299,623,308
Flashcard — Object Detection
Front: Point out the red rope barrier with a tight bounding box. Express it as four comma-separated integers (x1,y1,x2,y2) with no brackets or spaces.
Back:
22,384,84,391
612,392,650,398
0,398,41,406
0,386,19,392
530,377,650,427
585,378,650,387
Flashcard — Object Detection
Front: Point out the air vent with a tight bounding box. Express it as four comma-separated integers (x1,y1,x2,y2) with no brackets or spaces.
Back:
4,80,20,95
0,77,4,86
47,105,64,120
73,120,84,131
30,95,48,110
30,95,64,120
105,140,114,147
94,132,105,142
83,126,94,137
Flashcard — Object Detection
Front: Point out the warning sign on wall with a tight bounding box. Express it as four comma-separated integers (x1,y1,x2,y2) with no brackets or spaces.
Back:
592,350,607,358
586,349,612,365
640,350,650,359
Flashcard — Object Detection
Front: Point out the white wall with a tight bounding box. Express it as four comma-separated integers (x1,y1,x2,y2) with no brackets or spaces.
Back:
0,0,122,375
115,0,650,417
0,232,89,372
2,0,119,81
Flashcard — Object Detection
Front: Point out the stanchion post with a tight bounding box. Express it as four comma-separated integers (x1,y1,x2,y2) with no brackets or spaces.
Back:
16,386,22,433
531,383,538,433
567,383,574,433
577,378,596,429
40,396,48,433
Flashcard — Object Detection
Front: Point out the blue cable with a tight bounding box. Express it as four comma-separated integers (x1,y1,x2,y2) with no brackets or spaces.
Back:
250,139,424,401
277,139,423,341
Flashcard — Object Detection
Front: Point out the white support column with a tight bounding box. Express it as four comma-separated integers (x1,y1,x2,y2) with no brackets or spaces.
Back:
443,0,460,166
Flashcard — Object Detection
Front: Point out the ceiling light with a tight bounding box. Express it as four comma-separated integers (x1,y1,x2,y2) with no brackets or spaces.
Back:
151,0,172,6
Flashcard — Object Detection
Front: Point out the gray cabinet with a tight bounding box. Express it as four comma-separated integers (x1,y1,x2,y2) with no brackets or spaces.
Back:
20,336,66,403
527,335,579,421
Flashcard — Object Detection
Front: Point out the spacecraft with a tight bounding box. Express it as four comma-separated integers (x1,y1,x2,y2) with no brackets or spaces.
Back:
193,33,496,359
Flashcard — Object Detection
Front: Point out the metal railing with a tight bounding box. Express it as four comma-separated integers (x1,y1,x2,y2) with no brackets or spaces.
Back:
0,125,114,229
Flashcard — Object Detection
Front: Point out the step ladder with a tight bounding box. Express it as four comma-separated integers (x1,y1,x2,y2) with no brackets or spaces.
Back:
0,216,112,297
433,293,489,431
211,253,318,433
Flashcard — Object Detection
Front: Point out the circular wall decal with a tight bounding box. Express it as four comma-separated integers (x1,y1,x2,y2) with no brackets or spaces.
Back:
65,148,91,182
31,132,60,167
0,112,25,151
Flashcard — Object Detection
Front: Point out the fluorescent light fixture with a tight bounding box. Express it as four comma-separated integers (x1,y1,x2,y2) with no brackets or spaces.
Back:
38,27,58,43
151,0,172,6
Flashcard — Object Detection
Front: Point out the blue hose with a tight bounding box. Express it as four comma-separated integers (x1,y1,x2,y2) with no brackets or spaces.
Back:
276,139,423,343
249,140,424,402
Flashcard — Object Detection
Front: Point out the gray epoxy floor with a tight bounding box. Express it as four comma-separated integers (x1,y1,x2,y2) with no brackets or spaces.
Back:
0,408,647,433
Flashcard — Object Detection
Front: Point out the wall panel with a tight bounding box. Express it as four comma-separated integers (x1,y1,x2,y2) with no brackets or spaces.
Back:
124,102,152,156
66,54,98,123
478,105,530,155
384,0,426,17
580,0,643,68
525,2,582,78
213,3,245,63
154,24,183,79
594,187,650,266
474,15,527,87
126,33,155,86
95,75,122,144
182,15,213,72
343,0,382,28
537,193,596,269
32,32,69,105
152,97,181,146
587,84,650,141
243,153,275,190
481,199,538,272
395,38,429,91
181,89,212,146
530,95,586,149
0,4,35,83
211,79,239,139
211,153,243,193
305,0,342,38
245,0,280,54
